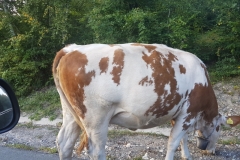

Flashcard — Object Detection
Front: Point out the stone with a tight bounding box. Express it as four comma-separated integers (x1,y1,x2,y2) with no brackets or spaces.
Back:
126,143,131,148
142,153,149,160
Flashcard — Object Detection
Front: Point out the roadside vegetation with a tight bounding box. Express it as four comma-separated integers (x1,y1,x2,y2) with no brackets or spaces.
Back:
6,143,58,154
0,1,239,119
108,130,167,139
219,137,240,145
18,86,60,120
6,143,35,151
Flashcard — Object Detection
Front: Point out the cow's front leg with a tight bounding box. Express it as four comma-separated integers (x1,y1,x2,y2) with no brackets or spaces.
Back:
165,130,186,160
170,120,192,160
180,134,192,160
165,121,190,160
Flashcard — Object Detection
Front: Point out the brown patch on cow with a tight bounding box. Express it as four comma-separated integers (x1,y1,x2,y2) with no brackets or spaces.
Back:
57,51,95,118
182,63,218,130
139,76,153,86
52,49,66,75
179,64,186,74
168,52,179,61
216,125,220,132
182,82,218,130
99,57,109,74
143,50,182,118
182,124,189,130
111,49,125,85
131,43,157,53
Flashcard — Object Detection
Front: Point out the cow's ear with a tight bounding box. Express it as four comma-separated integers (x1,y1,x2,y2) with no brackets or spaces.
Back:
224,116,240,127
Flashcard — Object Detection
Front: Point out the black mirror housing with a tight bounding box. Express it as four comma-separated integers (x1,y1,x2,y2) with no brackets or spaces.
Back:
0,79,20,134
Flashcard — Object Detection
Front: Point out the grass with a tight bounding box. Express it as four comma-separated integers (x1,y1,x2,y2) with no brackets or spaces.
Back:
39,147,58,153
17,122,37,129
236,124,240,130
108,130,166,139
107,154,144,160
6,143,58,154
18,86,61,121
6,143,35,151
219,137,240,145
221,126,231,131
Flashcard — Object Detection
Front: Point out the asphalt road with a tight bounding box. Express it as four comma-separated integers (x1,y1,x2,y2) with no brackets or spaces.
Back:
0,146,79,160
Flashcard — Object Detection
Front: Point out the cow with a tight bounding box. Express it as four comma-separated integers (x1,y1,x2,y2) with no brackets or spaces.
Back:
52,43,240,160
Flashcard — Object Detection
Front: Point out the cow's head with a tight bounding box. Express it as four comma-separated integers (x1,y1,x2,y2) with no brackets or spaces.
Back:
196,114,240,154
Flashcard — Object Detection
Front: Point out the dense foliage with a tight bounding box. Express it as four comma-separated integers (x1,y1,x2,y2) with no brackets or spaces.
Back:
0,0,239,96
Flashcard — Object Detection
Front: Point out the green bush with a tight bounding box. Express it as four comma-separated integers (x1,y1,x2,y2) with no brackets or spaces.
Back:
0,34,54,96
210,57,240,80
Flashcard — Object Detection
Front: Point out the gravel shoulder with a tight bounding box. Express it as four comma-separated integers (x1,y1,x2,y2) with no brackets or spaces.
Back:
0,78,240,160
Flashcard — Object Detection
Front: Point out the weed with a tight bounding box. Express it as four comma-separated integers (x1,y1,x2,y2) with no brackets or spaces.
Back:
107,154,143,160
39,147,58,154
7,143,58,154
219,137,240,145
236,125,240,130
7,143,35,151
221,126,231,131
108,130,166,139
106,155,143,160
17,122,37,129
233,85,239,90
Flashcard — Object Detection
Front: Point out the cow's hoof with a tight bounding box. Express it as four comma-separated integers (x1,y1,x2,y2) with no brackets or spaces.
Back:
201,150,215,155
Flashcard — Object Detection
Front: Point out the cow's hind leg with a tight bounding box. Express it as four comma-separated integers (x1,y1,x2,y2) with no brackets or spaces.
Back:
82,116,109,160
56,106,81,160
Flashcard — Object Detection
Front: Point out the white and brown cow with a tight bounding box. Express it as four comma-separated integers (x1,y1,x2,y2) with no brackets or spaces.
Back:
52,43,240,160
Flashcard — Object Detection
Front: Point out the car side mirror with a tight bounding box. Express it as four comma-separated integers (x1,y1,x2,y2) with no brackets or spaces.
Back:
0,79,20,134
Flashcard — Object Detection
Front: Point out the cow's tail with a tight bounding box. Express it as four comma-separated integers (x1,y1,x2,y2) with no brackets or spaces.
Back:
52,50,88,155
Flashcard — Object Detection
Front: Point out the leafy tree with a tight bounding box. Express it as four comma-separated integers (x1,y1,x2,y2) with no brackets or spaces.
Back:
0,0,93,96
208,0,240,78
